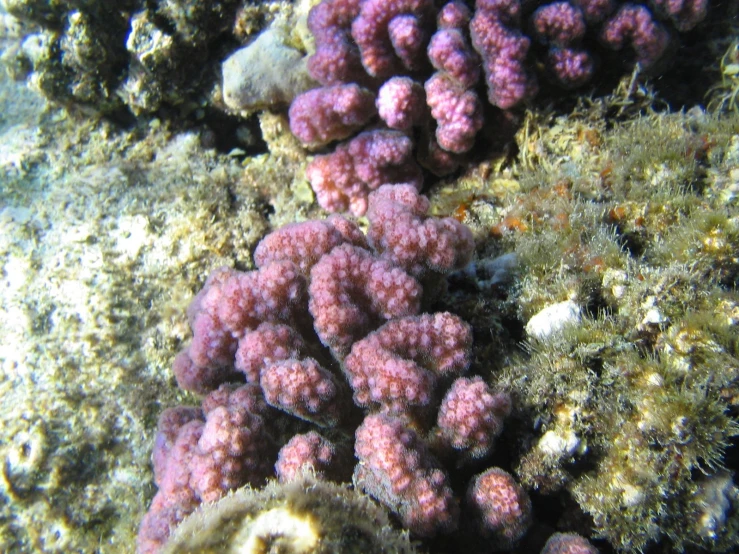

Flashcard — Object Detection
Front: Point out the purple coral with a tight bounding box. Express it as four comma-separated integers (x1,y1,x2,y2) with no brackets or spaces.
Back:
261,358,344,426
192,385,273,501
437,376,512,459
343,312,472,411
546,47,595,88
425,72,484,153
470,0,539,109
417,131,465,175
600,3,669,68
275,431,348,482
354,413,458,536
292,0,711,214
297,0,710,190
150,406,202,489
651,0,708,31
532,2,595,87
305,129,422,216
387,13,429,72
137,384,273,554
351,0,435,77
572,0,616,23
308,243,422,356
307,0,366,85
437,1,473,29
141,185,494,550
424,6,483,152
289,84,377,149
234,322,304,383
533,2,587,46
173,261,305,393
376,76,426,130
467,467,533,548
367,184,475,276
253,215,367,273
427,28,480,88
184,266,240,367
172,348,235,395
194,261,304,338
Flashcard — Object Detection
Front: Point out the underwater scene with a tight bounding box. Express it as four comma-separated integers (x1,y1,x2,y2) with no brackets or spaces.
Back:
0,1,738,553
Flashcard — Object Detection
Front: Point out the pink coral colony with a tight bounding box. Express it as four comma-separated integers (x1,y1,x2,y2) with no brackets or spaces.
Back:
138,184,494,553
139,1,712,552
291,0,707,214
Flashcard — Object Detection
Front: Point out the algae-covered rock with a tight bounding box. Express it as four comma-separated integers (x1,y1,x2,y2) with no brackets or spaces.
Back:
2,0,242,116
2,0,317,121
120,10,177,114
156,0,240,46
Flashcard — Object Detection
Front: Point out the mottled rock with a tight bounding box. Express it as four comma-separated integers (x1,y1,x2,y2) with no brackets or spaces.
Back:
222,27,316,112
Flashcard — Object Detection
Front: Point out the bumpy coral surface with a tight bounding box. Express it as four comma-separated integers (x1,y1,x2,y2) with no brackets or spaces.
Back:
367,184,475,275
467,467,532,548
437,376,512,459
344,312,472,411
540,532,600,554
290,0,713,214
309,243,423,354
275,431,346,483
260,358,343,426
138,384,273,554
305,129,423,215
289,84,377,149
354,413,458,536
254,215,368,273
138,183,483,550
376,76,426,130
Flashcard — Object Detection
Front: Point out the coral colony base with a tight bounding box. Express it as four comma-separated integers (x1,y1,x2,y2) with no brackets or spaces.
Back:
1,0,738,553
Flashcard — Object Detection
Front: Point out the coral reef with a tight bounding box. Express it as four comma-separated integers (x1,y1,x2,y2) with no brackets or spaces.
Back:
137,383,274,554
354,413,458,537
275,431,349,483
540,532,599,554
288,83,377,149
366,183,474,275
343,312,472,411
1,1,738,554
436,376,512,459
305,129,423,216
466,467,533,548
